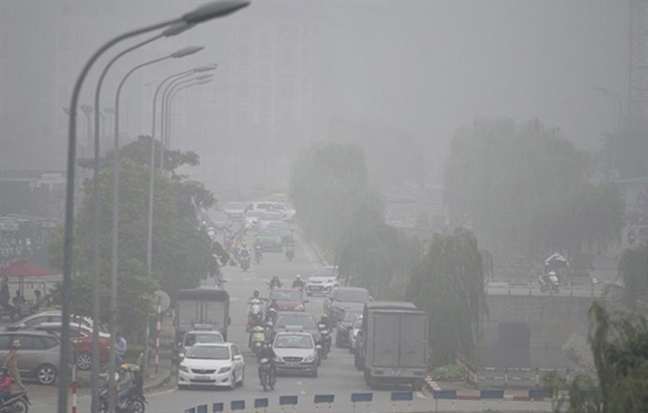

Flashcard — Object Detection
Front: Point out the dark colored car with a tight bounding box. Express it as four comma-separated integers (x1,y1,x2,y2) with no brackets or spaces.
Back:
323,287,371,326
270,311,321,345
335,309,362,348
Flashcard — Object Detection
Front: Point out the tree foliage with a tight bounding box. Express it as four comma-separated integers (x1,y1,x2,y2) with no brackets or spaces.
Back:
405,227,486,367
335,205,420,298
546,300,648,413
289,141,383,250
444,118,623,262
49,136,219,333
617,243,648,309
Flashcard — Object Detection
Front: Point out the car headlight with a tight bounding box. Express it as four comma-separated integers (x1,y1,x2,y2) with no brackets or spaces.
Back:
294,304,304,311
304,353,315,362
275,356,283,362
219,366,232,374
179,365,189,373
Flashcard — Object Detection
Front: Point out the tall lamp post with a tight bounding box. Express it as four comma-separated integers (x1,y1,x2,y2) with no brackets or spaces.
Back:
108,45,204,412
60,3,250,412
165,79,214,151
592,86,623,175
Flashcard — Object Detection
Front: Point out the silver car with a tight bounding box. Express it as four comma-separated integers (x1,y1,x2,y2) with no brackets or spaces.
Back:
272,332,319,377
0,331,60,385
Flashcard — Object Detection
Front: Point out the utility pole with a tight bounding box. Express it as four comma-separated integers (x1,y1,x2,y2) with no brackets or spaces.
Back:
628,0,648,135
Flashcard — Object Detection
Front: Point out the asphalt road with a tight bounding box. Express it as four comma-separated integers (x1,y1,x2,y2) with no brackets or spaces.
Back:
28,231,552,412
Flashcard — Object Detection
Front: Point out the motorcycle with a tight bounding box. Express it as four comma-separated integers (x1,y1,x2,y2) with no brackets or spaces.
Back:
317,323,331,360
99,388,146,413
254,245,263,265
285,245,294,261
0,390,30,413
539,272,560,293
249,325,266,356
240,254,251,272
258,358,276,392
247,300,264,331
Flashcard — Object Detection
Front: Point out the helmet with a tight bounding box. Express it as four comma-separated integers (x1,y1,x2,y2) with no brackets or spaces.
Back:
321,313,328,319
296,274,301,279
253,289,260,295
265,321,273,328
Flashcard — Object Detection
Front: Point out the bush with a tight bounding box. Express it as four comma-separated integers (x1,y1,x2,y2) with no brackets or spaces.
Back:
431,364,467,381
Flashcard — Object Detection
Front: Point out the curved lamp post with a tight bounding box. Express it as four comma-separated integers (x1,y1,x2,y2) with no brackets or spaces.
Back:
108,44,203,412
89,25,191,413
60,2,250,412
165,78,214,152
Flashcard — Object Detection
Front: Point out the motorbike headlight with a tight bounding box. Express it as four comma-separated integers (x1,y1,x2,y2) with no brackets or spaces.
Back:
179,365,189,373
219,366,232,374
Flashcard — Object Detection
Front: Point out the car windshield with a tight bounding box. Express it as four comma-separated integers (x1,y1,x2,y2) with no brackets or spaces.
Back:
315,267,338,277
224,202,246,210
334,290,369,302
247,211,263,218
270,290,302,301
187,345,230,360
260,212,283,221
275,315,316,329
343,311,361,323
274,335,313,349
184,332,224,347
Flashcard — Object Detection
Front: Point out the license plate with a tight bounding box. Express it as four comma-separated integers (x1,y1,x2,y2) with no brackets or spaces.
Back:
195,375,210,380
286,362,299,367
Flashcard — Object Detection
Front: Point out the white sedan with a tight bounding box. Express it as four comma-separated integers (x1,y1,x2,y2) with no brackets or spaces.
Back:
177,343,245,389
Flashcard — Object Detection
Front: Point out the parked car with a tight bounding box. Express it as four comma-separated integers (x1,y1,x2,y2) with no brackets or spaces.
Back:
177,342,244,390
7,310,106,334
323,287,371,326
335,309,362,348
35,323,110,371
272,331,319,377
269,288,308,312
0,331,60,385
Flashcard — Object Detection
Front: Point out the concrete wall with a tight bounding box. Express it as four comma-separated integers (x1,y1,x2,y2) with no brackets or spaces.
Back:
483,294,595,368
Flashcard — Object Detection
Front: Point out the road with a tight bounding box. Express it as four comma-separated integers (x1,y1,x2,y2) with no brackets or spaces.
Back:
28,232,552,412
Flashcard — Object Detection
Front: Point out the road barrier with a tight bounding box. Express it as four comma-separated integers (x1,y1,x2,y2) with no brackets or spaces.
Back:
184,392,408,413
476,366,587,387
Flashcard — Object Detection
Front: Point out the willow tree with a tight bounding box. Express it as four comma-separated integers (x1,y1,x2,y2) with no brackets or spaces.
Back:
617,243,648,310
406,227,486,367
547,300,648,413
335,205,420,298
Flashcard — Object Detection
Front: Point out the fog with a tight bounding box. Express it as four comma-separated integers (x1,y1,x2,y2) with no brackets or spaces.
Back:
0,1,629,193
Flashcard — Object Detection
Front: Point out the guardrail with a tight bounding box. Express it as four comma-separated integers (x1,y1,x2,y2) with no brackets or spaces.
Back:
184,392,414,413
476,366,588,387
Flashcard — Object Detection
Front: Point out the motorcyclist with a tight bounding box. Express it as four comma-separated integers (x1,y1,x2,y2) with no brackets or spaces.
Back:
248,289,262,303
318,313,332,331
291,274,305,289
0,368,12,408
269,276,282,289
257,342,277,382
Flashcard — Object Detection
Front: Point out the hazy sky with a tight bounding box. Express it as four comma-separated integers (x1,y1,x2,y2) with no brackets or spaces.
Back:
0,1,630,187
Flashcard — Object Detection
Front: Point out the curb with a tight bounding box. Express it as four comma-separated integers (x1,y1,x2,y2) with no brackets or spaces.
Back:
423,376,550,401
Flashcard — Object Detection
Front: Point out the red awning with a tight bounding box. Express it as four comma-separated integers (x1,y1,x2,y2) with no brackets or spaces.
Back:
0,260,57,277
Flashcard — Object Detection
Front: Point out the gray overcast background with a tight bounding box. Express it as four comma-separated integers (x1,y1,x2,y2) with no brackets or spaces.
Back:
0,0,629,191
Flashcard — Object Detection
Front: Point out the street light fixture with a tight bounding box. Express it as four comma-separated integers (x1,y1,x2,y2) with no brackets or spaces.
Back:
108,44,203,412
60,2,249,412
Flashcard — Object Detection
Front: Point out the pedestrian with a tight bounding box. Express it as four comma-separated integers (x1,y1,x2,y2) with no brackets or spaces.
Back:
5,340,25,390
115,331,127,366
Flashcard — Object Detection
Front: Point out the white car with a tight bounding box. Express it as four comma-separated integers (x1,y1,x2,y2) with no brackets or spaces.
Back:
304,275,338,296
177,342,245,389
178,330,225,360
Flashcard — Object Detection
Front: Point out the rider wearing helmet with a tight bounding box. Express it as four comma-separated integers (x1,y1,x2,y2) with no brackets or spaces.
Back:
292,274,305,289
257,341,277,379
318,313,332,331
249,289,262,303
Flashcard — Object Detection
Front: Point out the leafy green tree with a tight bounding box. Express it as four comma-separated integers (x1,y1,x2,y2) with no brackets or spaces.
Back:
290,141,383,250
546,300,648,413
444,118,623,264
617,243,648,309
405,227,486,367
49,136,219,332
335,205,420,298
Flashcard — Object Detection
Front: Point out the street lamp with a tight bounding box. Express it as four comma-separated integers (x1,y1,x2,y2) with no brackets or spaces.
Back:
108,44,203,411
592,86,623,175
60,2,250,412
165,78,214,151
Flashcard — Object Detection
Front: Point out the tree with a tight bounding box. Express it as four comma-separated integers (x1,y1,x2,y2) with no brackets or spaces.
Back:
335,205,420,298
546,300,648,413
405,227,486,367
49,136,219,332
617,243,648,309
444,118,623,265
289,141,383,251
